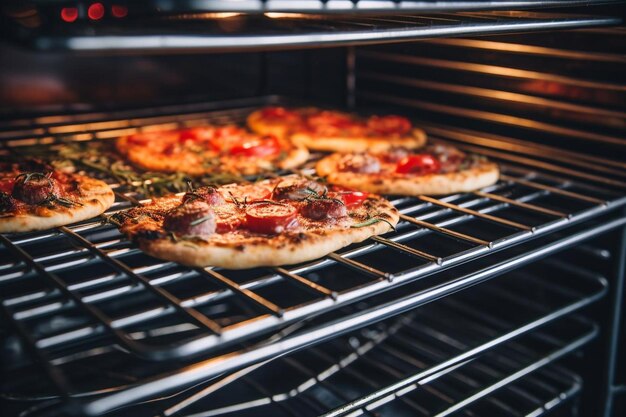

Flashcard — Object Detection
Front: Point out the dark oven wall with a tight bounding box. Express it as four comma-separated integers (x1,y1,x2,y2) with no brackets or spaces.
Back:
0,45,349,117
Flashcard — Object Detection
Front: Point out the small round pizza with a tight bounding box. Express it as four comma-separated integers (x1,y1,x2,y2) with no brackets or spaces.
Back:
115,125,309,176
316,144,499,196
0,161,115,233
247,106,427,153
112,175,399,269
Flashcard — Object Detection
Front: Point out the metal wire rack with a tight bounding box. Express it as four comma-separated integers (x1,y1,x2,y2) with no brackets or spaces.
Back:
0,96,624,415
5,9,621,53
4,260,598,417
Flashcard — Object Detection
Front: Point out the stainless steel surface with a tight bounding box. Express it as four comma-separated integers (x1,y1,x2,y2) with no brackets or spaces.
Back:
7,11,620,53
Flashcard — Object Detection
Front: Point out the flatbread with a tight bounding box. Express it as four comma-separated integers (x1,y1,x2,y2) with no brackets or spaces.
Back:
0,169,114,233
248,107,426,153
316,147,499,196
113,176,399,269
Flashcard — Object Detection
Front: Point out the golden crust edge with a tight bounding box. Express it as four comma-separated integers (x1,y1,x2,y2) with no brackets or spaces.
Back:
290,128,427,153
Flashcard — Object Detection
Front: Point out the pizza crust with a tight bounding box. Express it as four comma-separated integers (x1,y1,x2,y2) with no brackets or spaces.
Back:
290,128,427,153
316,154,499,196
247,110,292,140
0,176,115,233
138,217,396,269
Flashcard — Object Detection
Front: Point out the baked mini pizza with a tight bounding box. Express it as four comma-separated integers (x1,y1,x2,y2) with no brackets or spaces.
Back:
316,144,499,196
112,176,398,269
0,161,115,233
247,106,427,153
115,125,309,176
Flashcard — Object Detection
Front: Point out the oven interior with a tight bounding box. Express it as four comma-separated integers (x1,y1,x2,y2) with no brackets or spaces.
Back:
0,2,625,417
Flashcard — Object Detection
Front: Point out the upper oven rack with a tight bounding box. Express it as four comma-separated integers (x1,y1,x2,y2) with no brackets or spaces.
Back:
0,96,624,415
3,9,621,53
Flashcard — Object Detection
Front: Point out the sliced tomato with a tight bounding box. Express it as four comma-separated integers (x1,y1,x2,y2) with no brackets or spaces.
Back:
338,191,369,207
0,179,14,194
367,115,411,135
396,154,441,175
229,135,281,157
245,202,297,234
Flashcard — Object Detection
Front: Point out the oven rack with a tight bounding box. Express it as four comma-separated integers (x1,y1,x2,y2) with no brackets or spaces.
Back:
5,9,621,53
0,97,624,414
33,262,599,417
0,243,609,415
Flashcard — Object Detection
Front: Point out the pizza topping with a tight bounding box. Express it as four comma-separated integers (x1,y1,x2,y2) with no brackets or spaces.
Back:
301,198,347,221
0,192,16,213
338,190,369,207
261,107,301,122
382,147,411,163
366,115,412,135
338,154,381,174
182,186,225,206
163,200,216,238
228,135,281,158
226,184,272,205
395,154,441,175
12,172,58,205
245,201,298,235
272,178,327,201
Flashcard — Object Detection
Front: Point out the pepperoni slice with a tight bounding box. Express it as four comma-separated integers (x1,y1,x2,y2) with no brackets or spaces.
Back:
395,154,441,175
367,115,411,135
229,136,281,157
245,202,297,234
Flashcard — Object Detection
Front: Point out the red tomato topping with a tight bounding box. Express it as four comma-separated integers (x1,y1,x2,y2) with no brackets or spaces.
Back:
338,191,369,207
0,179,15,194
178,128,202,142
367,115,411,135
396,154,441,175
245,202,297,234
229,136,281,157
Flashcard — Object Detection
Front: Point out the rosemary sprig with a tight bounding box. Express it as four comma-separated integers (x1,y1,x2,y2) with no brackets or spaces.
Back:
190,215,214,226
351,216,396,231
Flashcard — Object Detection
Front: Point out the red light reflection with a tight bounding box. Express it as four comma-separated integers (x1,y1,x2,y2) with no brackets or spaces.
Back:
87,3,105,20
60,7,78,22
111,5,128,18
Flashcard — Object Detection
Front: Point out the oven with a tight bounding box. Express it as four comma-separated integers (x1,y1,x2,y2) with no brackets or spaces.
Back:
0,1,625,416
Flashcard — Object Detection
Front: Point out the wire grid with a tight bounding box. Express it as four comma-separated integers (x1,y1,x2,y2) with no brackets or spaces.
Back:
64,264,598,417
11,10,621,52
0,97,623,410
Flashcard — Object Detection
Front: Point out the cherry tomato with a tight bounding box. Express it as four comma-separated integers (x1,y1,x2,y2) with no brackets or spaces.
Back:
0,179,15,194
245,202,297,234
338,191,369,207
229,136,281,157
367,115,411,135
396,154,441,175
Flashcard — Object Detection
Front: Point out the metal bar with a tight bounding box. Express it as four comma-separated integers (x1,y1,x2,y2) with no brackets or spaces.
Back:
499,175,606,205
0,235,141,352
58,227,223,336
327,252,391,280
199,268,284,317
371,235,442,264
418,196,532,231
399,214,491,247
473,191,568,218
273,267,337,299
